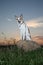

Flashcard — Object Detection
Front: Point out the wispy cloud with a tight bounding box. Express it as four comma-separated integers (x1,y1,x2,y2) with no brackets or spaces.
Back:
8,18,12,22
26,17,43,28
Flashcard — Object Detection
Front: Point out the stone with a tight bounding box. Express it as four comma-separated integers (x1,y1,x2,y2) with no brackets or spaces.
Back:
16,40,40,52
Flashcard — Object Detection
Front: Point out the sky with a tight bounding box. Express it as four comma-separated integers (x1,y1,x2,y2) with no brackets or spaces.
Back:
0,0,43,40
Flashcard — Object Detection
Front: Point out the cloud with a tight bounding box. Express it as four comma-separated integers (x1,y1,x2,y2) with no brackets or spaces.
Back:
8,18,12,22
26,17,43,28
32,36,43,45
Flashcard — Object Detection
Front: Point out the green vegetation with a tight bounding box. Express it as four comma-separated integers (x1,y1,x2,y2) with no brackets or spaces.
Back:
0,45,43,65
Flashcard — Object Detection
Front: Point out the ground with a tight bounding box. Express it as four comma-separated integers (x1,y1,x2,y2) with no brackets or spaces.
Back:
0,41,43,65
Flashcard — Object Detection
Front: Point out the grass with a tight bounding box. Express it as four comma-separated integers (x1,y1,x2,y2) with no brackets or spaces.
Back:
0,45,43,65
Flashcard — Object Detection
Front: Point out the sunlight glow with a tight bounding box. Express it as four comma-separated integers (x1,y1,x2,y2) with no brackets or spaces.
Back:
26,17,43,28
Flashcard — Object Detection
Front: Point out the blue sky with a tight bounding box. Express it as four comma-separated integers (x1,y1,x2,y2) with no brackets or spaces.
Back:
0,0,43,40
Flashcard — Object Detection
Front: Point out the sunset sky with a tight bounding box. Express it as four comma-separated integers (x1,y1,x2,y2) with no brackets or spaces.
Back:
0,0,43,40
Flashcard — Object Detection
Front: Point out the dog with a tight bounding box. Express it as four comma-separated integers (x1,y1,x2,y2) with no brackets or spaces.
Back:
15,14,31,40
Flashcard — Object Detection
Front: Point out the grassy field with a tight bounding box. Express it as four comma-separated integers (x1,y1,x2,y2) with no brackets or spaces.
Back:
0,45,43,65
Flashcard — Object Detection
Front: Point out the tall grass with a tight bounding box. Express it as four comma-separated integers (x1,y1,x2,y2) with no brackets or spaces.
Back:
0,45,43,65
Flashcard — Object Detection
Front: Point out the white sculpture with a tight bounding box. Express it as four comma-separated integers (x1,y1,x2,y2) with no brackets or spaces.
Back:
15,14,31,40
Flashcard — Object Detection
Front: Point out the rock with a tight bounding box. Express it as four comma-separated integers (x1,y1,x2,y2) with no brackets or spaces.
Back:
16,40,40,52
